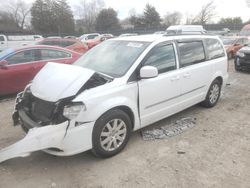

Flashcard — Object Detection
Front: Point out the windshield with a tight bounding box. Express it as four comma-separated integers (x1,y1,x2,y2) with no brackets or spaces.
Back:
0,48,14,60
74,40,150,77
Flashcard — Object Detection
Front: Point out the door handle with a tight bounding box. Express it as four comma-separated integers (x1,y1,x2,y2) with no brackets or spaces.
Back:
183,73,191,78
170,76,180,81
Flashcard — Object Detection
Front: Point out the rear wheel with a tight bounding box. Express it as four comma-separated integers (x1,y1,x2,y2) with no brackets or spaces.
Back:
92,109,132,158
201,79,221,108
234,58,242,71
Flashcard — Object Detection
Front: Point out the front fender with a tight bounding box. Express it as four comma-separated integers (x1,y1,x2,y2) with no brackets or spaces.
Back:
75,96,141,131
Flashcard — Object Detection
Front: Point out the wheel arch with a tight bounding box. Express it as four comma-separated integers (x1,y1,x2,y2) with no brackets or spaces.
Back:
98,105,136,131
215,76,223,86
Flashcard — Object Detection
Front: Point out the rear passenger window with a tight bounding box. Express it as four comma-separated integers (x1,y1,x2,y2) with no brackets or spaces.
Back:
205,39,225,60
41,49,71,60
178,41,205,67
144,44,176,73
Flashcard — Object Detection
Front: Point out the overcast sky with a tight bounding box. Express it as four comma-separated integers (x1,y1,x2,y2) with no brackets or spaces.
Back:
3,0,250,22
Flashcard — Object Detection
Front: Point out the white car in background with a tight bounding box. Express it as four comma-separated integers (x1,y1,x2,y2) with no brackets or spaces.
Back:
80,33,100,41
0,34,43,51
0,34,228,162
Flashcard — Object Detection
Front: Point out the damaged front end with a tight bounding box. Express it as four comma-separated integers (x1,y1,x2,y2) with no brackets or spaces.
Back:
0,63,113,163
0,87,71,163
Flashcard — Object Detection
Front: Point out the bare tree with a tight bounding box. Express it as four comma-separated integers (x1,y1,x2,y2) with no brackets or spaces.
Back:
7,0,31,30
163,11,182,26
75,0,105,33
0,11,22,32
194,1,216,25
185,13,196,24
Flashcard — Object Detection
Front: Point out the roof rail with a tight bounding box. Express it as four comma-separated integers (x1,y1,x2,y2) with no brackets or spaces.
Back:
163,33,216,37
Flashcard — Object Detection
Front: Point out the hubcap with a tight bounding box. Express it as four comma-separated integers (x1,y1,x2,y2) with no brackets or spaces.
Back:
209,84,220,104
100,119,127,152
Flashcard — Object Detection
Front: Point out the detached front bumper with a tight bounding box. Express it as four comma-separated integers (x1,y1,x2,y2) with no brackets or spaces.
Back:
0,121,69,163
0,94,95,163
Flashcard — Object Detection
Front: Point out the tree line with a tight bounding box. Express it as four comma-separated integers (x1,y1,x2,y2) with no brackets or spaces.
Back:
0,0,248,35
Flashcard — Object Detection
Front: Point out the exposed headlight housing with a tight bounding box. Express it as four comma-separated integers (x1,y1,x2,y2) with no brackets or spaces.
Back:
236,51,245,58
63,102,86,120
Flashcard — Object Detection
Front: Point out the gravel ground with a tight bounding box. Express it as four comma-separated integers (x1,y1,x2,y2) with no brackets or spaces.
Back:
0,61,250,188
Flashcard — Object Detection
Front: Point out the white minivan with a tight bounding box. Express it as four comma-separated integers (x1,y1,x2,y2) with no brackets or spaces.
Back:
0,34,228,162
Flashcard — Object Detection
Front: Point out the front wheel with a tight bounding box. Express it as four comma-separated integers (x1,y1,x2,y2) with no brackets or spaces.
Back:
201,79,221,108
92,109,132,158
234,57,242,71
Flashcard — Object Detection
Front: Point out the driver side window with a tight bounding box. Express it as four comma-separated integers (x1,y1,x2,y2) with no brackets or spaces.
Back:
144,44,176,74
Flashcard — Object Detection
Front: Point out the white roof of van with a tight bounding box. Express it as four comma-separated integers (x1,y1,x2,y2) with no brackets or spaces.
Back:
112,34,219,43
167,25,204,31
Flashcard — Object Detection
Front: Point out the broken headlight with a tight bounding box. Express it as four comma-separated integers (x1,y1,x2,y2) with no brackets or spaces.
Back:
63,102,86,120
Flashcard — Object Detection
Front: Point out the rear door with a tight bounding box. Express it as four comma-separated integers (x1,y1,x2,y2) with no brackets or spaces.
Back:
0,49,36,94
138,42,181,127
177,39,211,107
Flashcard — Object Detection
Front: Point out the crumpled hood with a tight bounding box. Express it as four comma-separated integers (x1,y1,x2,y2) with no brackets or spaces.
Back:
31,62,95,102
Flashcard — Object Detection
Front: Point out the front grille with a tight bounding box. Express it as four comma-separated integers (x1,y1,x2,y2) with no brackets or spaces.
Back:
30,96,56,122
244,53,250,60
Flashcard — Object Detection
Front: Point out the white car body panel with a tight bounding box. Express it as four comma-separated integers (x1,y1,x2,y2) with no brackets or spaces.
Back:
0,34,229,163
31,63,95,102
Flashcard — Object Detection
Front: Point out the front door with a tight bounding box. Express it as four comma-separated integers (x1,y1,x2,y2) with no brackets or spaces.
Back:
138,42,181,127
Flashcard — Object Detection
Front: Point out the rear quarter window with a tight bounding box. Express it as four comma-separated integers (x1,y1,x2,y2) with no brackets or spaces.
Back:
178,41,205,67
204,38,225,60
41,49,71,60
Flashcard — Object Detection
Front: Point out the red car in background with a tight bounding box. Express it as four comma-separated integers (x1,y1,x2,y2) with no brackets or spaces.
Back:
37,38,89,54
0,45,81,95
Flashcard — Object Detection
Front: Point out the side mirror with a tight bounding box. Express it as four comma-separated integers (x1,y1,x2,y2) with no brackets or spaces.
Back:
140,66,158,79
0,60,8,69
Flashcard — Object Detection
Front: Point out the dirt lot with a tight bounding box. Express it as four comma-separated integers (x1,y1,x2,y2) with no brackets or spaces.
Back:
0,61,250,188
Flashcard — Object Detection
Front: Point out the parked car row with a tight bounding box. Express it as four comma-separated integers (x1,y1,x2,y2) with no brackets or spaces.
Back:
0,33,117,96
37,38,89,54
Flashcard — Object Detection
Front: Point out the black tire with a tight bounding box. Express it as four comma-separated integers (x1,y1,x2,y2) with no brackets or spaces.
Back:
234,63,241,71
201,79,221,108
91,109,132,158
234,58,242,71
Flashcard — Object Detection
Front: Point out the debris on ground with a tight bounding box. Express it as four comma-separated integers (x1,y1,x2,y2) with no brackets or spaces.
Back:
141,117,196,141
177,151,186,154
